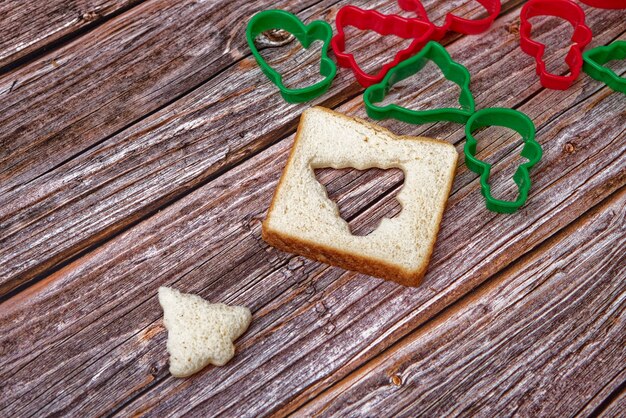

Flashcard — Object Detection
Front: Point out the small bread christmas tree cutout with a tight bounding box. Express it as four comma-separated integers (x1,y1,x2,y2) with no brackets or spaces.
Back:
158,287,251,377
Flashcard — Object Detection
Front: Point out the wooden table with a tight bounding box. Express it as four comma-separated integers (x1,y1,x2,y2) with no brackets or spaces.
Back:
1,0,624,416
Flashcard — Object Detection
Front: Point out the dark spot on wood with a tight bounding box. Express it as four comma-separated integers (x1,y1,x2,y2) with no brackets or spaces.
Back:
306,284,316,296
565,143,575,153
246,217,262,232
391,375,402,387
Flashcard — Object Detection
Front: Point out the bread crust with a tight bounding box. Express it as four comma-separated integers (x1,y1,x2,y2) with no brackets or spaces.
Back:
262,225,426,286
262,107,457,287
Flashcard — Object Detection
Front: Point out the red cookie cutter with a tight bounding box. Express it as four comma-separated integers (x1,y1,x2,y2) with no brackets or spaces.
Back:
331,5,435,87
398,0,501,40
520,0,593,90
578,0,626,9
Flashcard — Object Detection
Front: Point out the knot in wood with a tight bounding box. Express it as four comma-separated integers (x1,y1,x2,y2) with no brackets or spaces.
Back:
507,21,520,35
82,11,101,22
391,374,402,387
288,257,304,271
256,29,296,48
565,142,575,153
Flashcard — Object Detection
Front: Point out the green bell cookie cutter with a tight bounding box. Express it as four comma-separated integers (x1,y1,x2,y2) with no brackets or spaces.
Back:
363,41,475,124
583,41,626,94
246,10,337,103
464,108,542,214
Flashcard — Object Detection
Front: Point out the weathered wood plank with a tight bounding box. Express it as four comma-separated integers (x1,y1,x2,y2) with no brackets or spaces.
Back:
295,189,626,417
0,0,340,294
0,0,143,69
1,46,623,416
0,0,336,194
1,3,624,416
2,0,483,194
0,137,393,416
0,0,613,296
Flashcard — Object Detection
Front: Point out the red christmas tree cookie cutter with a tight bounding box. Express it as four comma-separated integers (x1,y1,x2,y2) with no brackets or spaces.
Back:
331,5,435,87
398,0,501,40
520,0,593,90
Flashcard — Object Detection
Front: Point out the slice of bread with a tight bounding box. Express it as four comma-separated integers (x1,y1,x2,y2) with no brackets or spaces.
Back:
158,287,251,377
262,107,457,287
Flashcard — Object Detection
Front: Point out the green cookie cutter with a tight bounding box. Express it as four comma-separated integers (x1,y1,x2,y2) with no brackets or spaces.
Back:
363,41,475,124
246,10,337,103
464,108,543,214
583,41,626,94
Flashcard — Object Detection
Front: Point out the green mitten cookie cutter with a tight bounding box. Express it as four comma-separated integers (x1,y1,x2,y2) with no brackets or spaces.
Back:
363,41,475,124
464,108,543,214
246,10,337,103
583,41,626,94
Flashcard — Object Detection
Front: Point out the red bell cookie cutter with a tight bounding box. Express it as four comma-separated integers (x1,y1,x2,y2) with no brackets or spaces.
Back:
331,5,435,87
578,0,626,9
520,0,593,90
398,0,501,40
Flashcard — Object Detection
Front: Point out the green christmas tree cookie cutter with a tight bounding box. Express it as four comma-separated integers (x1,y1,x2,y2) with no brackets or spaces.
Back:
464,108,543,214
583,41,626,94
246,10,337,103
363,41,475,124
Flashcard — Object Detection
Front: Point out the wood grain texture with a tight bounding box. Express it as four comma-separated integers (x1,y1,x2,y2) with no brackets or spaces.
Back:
0,0,330,194
575,368,626,417
296,189,626,417
0,0,617,295
1,1,624,416
1,45,624,417
0,0,337,294
0,0,143,69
